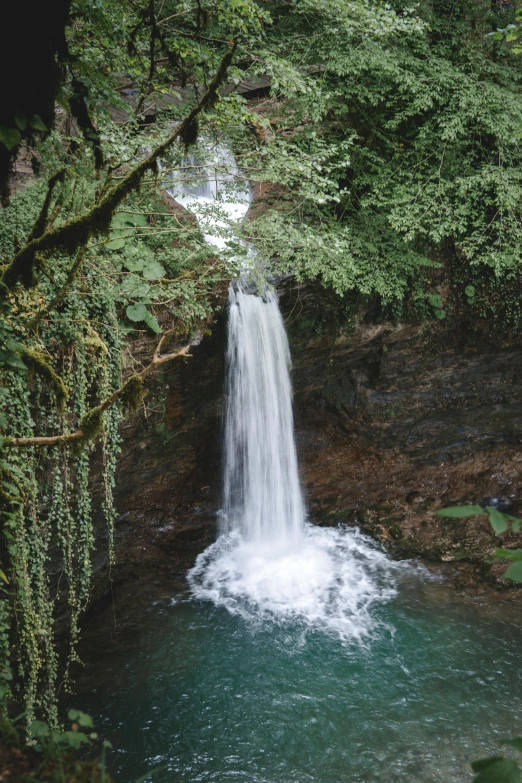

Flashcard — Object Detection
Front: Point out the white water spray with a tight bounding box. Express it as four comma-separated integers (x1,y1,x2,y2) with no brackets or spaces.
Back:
168,143,411,643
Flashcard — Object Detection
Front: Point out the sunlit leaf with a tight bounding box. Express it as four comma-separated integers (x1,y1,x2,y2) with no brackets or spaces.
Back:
494,549,522,561
143,310,162,333
126,303,148,322
486,506,509,535
106,237,126,250
142,259,166,280
436,505,484,518
503,561,522,583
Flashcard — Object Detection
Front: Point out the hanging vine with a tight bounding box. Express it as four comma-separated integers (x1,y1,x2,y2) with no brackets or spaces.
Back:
0,162,217,724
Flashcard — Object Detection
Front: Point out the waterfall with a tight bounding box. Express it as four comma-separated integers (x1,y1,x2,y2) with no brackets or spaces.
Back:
168,143,304,546
222,286,304,544
167,142,409,644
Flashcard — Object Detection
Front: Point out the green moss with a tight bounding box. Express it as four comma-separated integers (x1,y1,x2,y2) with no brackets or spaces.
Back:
21,348,67,414
72,406,105,454
119,375,147,413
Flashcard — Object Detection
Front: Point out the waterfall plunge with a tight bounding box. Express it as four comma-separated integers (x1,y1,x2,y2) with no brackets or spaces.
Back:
223,287,304,545
168,143,410,644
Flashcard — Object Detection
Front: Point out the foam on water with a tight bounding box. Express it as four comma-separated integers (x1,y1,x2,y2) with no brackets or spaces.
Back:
188,524,406,644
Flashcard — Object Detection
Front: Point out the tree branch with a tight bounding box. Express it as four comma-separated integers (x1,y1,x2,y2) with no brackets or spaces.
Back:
1,40,237,294
4,341,192,448
28,169,66,239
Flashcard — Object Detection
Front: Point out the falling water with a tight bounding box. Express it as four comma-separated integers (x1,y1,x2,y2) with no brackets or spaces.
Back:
167,142,417,643
222,287,304,544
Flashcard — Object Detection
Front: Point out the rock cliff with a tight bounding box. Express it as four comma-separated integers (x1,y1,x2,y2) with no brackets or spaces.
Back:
88,280,522,608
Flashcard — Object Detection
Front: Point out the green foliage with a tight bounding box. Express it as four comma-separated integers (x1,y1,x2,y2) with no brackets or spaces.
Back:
0,167,229,721
470,738,522,783
472,756,521,783
120,376,147,413
436,505,522,580
436,505,485,518
216,0,522,324
0,686,115,782
488,4,522,53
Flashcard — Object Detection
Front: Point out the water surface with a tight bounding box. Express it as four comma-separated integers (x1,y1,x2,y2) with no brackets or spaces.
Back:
77,542,522,783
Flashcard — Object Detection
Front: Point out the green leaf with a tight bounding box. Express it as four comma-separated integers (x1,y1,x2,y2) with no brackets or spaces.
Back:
29,115,47,131
6,355,28,370
473,758,506,773
428,293,443,308
2,481,20,496
494,549,522,561
126,303,148,322
120,277,150,299
111,213,130,228
106,237,126,250
472,758,521,783
123,258,145,273
29,720,50,738
0,570,8,584
465,285,476,297
504,515,521,533
502,739,522,753
142,259,166,280
434,309,446,319
62,730,91,748
112,212,147,228
0,127,21,151
14,113,27,132
126,213,148,227
486,506,509,534
436,505,484,518
78,712,94,728
143,311,162,334
504,561,522,583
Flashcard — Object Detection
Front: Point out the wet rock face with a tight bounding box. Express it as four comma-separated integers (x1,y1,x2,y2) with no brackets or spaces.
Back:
89,321,227,597
101,280,522,597
282,282,522,593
